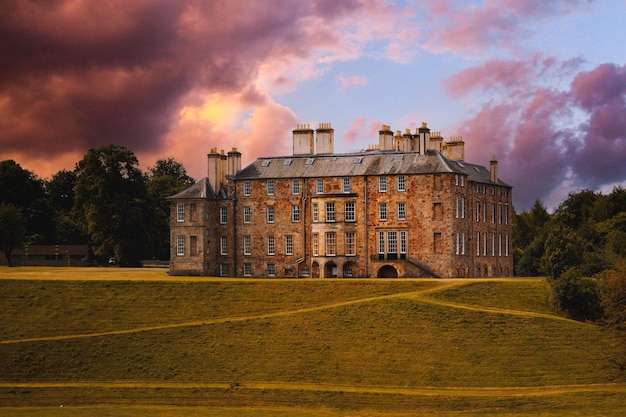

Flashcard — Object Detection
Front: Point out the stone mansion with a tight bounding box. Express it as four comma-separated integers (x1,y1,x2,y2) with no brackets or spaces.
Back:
169,122,513,278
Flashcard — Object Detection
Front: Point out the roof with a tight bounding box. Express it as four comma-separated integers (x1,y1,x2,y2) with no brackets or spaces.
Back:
167,177,216,200
234,150,511,187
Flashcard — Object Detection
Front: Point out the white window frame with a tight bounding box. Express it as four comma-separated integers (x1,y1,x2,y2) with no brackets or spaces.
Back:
291,205,300,222
316,179,324,194
266,179,275,196
220,207,227,224
267,263,276,276
325,232,336,256
243,206,251,224
243,180,251,197
176,235,184,256
291,179,300,195
220,264,228,276
220,236,228,255
266,206,275,223
267,235,275,255
379,203,387,221
397,202,406,220
326,202,335,222
345,202,355,222
397,175,406,192
243,263,251,276
243,235,251,255
176,204,185,222
379,176,387,192
342,177,351,193
312,203,319,222
312,233,319,256
345,232,356,256
285,235,293,255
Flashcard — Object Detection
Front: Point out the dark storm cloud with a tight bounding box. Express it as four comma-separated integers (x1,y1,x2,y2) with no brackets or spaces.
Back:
0,0,353,159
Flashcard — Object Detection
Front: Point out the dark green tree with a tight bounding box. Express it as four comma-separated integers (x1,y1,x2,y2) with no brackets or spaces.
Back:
0,203,26,267
147,158,195,260
74,145,158,266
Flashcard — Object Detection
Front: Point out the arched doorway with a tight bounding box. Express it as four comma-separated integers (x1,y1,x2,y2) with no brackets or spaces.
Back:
377,265,398,278
343,261,357,277
311,261,320,278
325,261,338,278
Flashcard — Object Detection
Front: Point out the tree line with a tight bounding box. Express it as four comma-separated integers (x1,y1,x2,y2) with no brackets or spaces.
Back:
0,144,194,266
514,188,626,330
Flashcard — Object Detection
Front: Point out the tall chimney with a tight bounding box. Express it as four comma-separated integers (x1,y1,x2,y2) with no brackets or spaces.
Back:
293,124,314,155
227,147,242,177
315,123,334,154
418,122,430,155
379,124,393,150
207,148,223,194
490,155,498,183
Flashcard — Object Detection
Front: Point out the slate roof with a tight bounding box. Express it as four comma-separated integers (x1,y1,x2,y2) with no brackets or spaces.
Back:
167,177,217,200
234,149,511,187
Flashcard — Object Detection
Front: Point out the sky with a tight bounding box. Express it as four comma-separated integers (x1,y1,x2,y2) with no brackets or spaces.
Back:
1,0,625,211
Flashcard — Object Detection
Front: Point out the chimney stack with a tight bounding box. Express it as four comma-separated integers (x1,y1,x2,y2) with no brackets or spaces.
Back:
490,155,498,183
207,148,226,194
315,123,334,154
379,124,393,150
418,122,430,155
292,124,314,155
227,147,242,177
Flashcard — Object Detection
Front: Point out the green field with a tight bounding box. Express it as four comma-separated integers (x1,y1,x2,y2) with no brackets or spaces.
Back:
1,267,625,416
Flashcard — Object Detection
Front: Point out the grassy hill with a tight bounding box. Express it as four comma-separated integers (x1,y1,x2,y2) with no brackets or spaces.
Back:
1,267,625,416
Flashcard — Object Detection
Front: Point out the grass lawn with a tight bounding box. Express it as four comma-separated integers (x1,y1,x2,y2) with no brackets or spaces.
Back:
0,267,625,416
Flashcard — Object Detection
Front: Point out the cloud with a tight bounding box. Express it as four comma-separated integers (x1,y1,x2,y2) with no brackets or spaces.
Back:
446,57,626,211
337,73,369,90
417,0,591,56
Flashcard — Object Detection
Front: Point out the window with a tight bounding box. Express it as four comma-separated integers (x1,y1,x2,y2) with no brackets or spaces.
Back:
455,233,460,255
378,231,385,258
476,201,481,222
266,206,275,223
379,176,387,192
176,235,184,256
243,180,251,196
190,236,197,256
483,201,487,222
326,202,335,222
267,263,276,276
477,232,481,256
498,234,502,256
312,233,319,256
243,206,251,223
505,234,510,256
483,232,487,256
267,235,275,255
504,204,509,224
243,263,251,276
400,231,407,259
266,180,275,195
326,232,336,256
291,205,300,222
285,235,293,255
498,203,503,224
220,207,227,224
379,203,387,221
345,232,356,256
316,179,324,194
220,264,228,276
455,197,459,218
345,202,355,222
342,177,351,193
312,203,319,222
243,235,251,255
397,202,406,220
398,175,406,191
220,236,227,255
491,233,495,256
455,233,465,255
291,179,300,195
491,203,496,223
176,204,185,222
388,231,398,259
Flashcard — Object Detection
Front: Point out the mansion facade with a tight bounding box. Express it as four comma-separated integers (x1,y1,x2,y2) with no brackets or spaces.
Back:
169,123,513,278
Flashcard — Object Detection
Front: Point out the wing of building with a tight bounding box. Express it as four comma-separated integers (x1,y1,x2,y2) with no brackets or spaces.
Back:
168,123,513,278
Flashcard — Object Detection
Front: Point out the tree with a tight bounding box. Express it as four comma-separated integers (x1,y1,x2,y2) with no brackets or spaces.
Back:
0,203,26,267
74,145,159,266
598,261,626,328
147,158,195,260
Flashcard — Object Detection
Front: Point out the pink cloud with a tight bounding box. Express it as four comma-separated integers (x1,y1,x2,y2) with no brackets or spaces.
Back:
446,58,626,210
337,73,369,89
